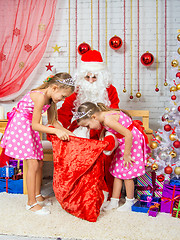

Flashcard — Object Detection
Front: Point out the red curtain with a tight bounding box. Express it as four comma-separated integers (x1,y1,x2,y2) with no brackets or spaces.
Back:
0,0,57,101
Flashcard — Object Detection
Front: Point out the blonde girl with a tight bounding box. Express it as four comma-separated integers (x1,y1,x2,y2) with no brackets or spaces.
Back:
76,102,150,211
1,73,75,215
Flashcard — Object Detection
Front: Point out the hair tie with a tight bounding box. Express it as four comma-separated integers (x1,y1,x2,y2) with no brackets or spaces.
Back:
44,75,54,83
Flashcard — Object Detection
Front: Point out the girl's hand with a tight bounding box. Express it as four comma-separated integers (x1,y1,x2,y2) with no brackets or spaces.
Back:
65,130,76,137
123,154,135,169
55,129,71,141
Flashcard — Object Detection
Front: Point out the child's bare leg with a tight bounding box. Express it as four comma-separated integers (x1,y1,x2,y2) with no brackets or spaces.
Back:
112,178,123,198
124,179,134,199
35,160,45,201
26,159,42,211
117,179,135,212
103,178,123,211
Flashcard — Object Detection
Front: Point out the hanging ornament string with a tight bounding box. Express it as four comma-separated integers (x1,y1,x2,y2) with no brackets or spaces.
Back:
75,0,78,68
98,0,100,51
155,0,159,92
130,0,133,99
91,0,93,50
164,0,167,86
68,0,71,73
123,0,126,93
136,0,141,98
105,0,108,64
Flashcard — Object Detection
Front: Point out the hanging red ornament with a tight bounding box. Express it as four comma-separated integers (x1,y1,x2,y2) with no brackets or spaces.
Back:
140,51,154,66
155,87,159,92
164,166,173,174
178,106,180,112
171,95,176,100
173,140,180,148
109,36,123,50
78,43,91,55
157,174,165,182
162,116,165,121
164,124,171,132
176,72,180,78
130,95,133,99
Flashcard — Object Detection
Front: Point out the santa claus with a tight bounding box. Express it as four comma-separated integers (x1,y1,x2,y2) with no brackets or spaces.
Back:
58,49,120,139
57,50,120,201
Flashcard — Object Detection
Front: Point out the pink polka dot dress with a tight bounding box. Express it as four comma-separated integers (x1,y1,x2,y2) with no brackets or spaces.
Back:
105,112,150,180
1,91,50,160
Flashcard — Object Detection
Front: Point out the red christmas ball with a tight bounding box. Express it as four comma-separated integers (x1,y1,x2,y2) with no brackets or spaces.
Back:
171,95,176,100
130,95,133,99
155,87,159,92
164,166,173,174
176,72,180,78
173,140,180,148
164,124,171,131
157,174,165,182
140,52,154,66
109,36,123,50
178,106,180,112
78,43,91,55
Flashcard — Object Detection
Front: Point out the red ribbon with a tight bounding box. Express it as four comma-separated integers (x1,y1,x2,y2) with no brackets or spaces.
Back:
114,120,149,144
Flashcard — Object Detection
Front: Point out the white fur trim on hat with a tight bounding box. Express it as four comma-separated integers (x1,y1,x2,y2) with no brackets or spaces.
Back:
80,62,105,72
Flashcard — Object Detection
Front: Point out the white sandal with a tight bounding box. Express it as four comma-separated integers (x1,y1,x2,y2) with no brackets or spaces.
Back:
35,194,52,206
26,202,50,215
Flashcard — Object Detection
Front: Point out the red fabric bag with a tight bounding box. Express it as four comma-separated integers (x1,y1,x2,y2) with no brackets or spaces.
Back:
49,135,108,222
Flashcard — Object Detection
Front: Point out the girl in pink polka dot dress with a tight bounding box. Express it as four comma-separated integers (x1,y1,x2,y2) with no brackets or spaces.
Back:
1,73,75,215
76,102,151,212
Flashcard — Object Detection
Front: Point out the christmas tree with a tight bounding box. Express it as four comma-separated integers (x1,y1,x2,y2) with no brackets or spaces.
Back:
149,32,180,181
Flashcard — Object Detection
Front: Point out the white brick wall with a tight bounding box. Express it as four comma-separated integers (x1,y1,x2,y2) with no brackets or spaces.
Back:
1,0,180,132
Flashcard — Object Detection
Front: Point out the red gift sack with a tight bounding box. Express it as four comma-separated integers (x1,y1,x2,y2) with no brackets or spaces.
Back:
49,135,108,222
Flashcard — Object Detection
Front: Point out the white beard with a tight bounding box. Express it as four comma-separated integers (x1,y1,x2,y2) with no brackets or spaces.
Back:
74,71,111,110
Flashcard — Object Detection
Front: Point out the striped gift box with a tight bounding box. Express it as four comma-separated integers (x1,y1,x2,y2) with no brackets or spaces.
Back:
137,171,170,200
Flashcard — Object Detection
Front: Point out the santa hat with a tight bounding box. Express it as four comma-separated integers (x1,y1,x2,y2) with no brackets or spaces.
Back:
80,50,105,72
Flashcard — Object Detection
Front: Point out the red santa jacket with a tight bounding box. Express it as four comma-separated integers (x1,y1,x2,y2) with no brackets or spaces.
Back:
57,84,120,133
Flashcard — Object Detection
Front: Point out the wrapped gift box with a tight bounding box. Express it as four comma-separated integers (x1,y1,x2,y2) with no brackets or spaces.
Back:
161,181,180,214
0,166,14,178
9,159,23,172
132,195,160,213
137,171,170,199
170,177,180,187
140,194,161,207
0,179,23,194
148,203,160,217
132,201,150,213
172,200,180,218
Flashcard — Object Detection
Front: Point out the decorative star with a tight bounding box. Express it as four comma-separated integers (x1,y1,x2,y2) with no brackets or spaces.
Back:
38,23,46,31
52,44,61,53
13,28,20,36
0,53,6,61
24,44,32,52
46,62,53,71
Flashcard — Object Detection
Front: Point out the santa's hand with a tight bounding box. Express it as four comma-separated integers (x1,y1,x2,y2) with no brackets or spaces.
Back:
123,154,135,169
